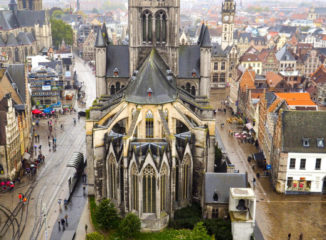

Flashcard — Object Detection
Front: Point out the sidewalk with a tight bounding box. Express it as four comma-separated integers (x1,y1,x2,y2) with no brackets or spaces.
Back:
75,196,94,240
49,179,89,240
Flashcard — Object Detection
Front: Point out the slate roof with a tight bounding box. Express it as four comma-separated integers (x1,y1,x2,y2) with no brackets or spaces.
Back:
106,45,129,78
211,43,226,57
281,111,326,153
265,92,276,108
205,173,248,204
39,61,62,74
276,45,295,61
279,26,297,35
62,58,72,65
0,10,47,30
6,64,26,104
17,32,31,45
197,24,211,47
6,33,18,46
95,27,105,47
125,49,177,105
178,45,200,78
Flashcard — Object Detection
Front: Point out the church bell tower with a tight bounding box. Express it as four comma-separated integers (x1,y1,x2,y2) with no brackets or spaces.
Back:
17,0,42,10
221,0,236,50
128,0,180,75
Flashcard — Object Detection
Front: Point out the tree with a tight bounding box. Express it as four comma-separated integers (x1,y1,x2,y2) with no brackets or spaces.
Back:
86,232,104,240
119,213,141,239
95,199,120,230
51,9,64,19
50,18,73,48
191,222,211,240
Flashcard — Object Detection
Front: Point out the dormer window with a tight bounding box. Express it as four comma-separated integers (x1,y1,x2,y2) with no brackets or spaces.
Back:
113,67,119,77
317,138,324,148
191,69,197,77
302,138,310,148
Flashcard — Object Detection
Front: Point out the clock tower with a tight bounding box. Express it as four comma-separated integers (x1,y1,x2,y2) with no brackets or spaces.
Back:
221,0,236,50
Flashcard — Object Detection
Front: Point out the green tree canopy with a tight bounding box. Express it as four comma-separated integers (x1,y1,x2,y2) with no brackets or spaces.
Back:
191,222,211,240
95,199,120,230
119,213,141,239
51,9,64,19
50,18,73,48
86,232,104,240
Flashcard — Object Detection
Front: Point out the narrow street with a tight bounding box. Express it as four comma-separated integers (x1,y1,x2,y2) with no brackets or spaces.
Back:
0,54,96,240
214,105,326,240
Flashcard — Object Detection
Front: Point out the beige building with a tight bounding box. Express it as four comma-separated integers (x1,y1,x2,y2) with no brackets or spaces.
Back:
0,95,21,179
82,29,96,61
0,64,32,179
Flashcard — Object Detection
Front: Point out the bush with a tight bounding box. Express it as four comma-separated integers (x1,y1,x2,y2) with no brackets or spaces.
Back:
119,213,141,239
191,222,211,240
95,199,120,230
169,203,202,229
204,219,232,240
86,232,104,240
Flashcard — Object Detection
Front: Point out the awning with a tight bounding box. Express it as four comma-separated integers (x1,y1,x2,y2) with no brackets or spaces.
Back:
246,123,253,130
66,152,84,170
23,152,31,160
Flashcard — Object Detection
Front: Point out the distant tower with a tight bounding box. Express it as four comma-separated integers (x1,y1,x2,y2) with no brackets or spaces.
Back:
95,26,107,98
17,0,42,10
77,0,80,11
221,0,236,50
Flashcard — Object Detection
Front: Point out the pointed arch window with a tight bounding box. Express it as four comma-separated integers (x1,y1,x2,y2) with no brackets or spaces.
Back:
15,48,19,62
146,110,154,138
191,86,196,96
142,11,153,43
110,85,115,95
155,11,167,44
143,165,156,213
186,83,191,93
183,155,191,200
160,164,168,212
116,82,120,91
108,155,117,200
131,164,139,211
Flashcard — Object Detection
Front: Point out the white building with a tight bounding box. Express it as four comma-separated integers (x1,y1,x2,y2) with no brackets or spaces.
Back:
272,111,326,194
286,152,326,193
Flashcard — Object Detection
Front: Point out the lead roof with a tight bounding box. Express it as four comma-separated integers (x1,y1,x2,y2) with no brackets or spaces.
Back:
125,49,177,105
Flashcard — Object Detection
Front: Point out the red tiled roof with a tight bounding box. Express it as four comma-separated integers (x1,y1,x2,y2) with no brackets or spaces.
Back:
275,93,316,106
266,72,283,88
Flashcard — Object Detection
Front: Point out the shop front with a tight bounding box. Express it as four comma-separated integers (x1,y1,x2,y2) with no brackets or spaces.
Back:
286,177,312,192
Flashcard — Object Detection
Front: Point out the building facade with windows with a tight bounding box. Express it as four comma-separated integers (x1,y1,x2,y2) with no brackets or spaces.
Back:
87,0,216,231
272,111,326,193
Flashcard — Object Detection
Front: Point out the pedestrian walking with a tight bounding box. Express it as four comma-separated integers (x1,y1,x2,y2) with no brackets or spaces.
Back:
65,214,68,225
37,134,40,142
34,145,37,152
34,133,37,142
252,178,256,190
39,145,42,150
82,173,87,183
58,220,61,231
83,185,86,195
61,218,66,231
299,233,303,240
48,135,50,141
85,224,88,233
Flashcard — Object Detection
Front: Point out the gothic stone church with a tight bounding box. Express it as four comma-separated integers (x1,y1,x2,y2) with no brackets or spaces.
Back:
86,0,216,230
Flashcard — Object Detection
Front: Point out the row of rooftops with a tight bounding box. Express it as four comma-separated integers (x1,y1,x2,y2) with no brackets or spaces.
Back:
0,32,35,47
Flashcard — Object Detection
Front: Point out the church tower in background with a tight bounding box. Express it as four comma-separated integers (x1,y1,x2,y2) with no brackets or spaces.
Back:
128,0,180,75
221,0,236,50
17,0,42,10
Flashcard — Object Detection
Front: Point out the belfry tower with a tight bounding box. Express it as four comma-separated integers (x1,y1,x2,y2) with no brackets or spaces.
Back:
17,0,42,10
128,0,180,75
221,0,236,50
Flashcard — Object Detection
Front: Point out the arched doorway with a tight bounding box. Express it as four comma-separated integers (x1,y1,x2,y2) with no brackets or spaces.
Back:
323,177,326,194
